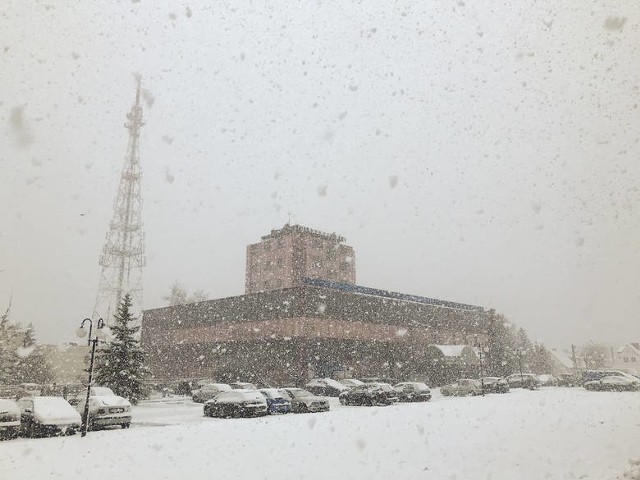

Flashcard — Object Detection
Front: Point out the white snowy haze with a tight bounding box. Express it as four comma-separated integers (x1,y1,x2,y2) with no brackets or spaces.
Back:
1,1,639,347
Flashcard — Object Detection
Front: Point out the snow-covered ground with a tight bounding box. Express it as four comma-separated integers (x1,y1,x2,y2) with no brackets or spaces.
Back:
1,388,639,480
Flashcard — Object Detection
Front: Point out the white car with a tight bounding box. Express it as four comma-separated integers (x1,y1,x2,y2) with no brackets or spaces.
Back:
17,396,81,437
0,399,21,440
76,387,132,430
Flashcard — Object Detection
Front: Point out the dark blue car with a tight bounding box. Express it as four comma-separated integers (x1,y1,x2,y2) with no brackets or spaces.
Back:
259,389,292,414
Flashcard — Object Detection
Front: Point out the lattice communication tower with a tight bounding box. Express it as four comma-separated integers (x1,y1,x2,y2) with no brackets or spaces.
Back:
93,79,146,325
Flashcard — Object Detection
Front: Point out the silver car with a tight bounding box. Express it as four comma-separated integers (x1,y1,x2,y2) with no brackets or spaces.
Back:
440,379,482,397
281,388,330,413
75,387,132,430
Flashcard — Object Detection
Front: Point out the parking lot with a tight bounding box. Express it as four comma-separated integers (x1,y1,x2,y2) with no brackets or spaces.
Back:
1,387,639,480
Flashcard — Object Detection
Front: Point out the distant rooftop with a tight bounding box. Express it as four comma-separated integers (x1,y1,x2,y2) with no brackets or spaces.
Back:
261,223,346,243
302,277,484,312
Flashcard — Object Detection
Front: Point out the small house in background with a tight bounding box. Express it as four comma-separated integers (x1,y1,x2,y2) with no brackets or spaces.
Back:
611,343,640,375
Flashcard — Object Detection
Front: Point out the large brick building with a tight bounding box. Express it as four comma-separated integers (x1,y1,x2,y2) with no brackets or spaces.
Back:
245,224,356,294
141,225,488,385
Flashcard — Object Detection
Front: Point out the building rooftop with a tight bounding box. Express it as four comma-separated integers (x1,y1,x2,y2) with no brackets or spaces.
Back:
260,223,346,243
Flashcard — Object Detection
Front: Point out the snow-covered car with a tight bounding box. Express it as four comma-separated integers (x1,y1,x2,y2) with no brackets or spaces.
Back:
192,383,232,403
281,388,330,413
481,377,510,394
340,378,364,389
440,379,483,397
230,382,258,390
557,373,580,387
75,386,132,430
339,384,394,406
537,374,558,386
203,390,268,418
17,383,42,398
584,375,640,392
393,382,432,402
17,396,81,437
259,389,292,414
362,382,399,403
0,399,21,440
506,373,539,389
305,378,349,397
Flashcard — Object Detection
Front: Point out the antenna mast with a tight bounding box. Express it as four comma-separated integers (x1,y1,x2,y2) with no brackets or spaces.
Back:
93,78,146,325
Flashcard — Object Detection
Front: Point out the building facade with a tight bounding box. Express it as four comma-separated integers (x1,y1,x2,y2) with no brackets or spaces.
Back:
245,224,356,294
142,224,489,386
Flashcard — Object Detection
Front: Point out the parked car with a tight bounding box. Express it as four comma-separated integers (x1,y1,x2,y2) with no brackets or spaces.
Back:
339,384,394,406
75,386,132,430
17,396,81,437
440,379,483,397
584,375,640,392
17,383,41,398
362,382,399,403
305,378,348,397
582,369,636,384
557,373,580,387
0,399,21,440
537,374,558,386
203,390,268,418
340,378,364,389
280,388,330,413
259,389,292,414
230,382,258,390
506,373,539,389
481,377,510,394
393,382,432,402
192,383,232,403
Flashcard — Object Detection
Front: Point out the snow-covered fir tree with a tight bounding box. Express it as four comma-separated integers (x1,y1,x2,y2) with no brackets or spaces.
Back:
94,293,149,404
14,323,53,384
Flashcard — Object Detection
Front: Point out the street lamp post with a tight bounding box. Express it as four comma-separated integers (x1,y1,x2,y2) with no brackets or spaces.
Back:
477,344,488,397
517,348,524,384
76,317,106,437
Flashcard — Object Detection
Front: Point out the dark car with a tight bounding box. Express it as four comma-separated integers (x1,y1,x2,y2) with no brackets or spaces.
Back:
506,373,539,389
280,388,330,413
364,382,399,403
203,390,268,418
17,396,81,437
259,389,292,414
584,375,640,392
481,377,510,394
305,378,348,397
339,384,394,406
0,399,20,440
557,373,580,387
393,382,432,402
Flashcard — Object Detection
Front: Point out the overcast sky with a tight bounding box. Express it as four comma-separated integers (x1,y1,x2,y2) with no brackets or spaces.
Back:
1,1,639,348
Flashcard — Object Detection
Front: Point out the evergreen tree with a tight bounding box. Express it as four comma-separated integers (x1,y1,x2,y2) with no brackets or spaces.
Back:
485,310,516,377
0,321,20,385
94,294,149,404
15,324,54,384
